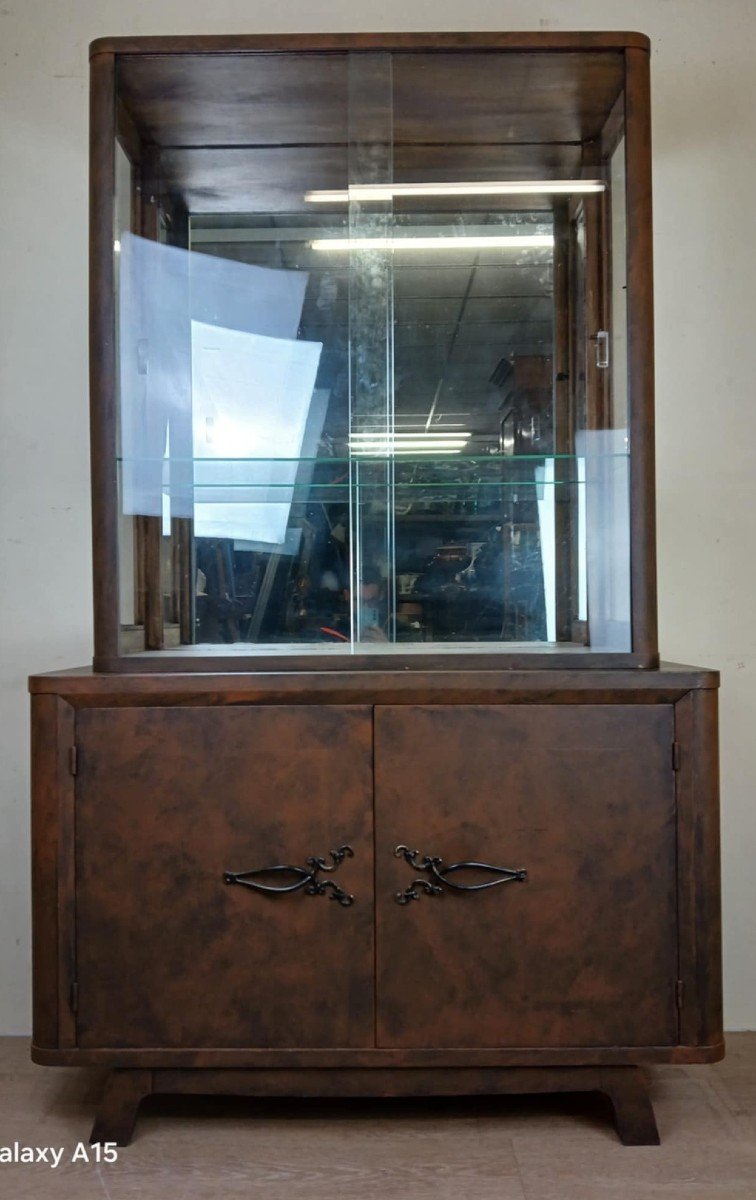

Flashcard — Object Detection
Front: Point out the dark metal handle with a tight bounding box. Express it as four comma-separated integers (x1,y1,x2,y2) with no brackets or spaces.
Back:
394,844,526,905
224,845,355,907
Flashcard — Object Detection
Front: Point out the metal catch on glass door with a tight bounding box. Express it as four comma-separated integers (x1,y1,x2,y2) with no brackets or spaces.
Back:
591,329,610,369
393,845,527,905
224,845,355,906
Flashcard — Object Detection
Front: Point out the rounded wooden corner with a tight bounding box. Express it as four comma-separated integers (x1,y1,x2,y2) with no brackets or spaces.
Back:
31,1043,63,1066
89,37,118,59
623,32,651,52
685,1039,726,1064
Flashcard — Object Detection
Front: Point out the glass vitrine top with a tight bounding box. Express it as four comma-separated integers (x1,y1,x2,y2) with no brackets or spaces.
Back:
109,46,635,660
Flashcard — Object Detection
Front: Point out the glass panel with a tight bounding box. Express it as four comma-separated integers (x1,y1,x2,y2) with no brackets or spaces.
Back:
113,49,631,657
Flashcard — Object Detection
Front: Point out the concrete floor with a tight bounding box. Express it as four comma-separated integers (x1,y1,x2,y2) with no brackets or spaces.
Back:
0,1036,754,1198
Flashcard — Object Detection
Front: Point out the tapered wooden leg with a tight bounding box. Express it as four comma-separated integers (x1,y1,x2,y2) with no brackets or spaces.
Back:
599,1067,660,1145
90,1069,153,1146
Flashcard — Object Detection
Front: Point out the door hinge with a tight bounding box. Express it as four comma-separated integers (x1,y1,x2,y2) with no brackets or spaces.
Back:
676,979,684,1010
68,746,78,776
69,981,79,1014
672,742,681,772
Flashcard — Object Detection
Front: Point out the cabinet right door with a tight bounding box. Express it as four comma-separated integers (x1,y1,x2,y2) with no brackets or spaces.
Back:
375,704,678,1048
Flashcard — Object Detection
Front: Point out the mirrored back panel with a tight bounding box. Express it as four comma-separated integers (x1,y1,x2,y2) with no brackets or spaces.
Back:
112,48,633,659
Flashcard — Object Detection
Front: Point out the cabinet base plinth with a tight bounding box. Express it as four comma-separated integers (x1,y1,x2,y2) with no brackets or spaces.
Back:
90,1064,660,1147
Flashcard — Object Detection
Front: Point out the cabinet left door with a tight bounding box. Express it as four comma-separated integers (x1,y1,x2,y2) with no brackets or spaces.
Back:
73,705,374,1049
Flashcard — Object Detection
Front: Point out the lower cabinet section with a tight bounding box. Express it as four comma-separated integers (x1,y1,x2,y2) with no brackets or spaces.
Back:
30,668,723,1145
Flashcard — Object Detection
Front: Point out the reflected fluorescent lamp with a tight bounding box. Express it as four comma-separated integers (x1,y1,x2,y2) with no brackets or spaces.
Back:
349,431,470,455
349,441,468,450
306,180,605,202
349,431,472,440
351,446,465,455
312,234,553,252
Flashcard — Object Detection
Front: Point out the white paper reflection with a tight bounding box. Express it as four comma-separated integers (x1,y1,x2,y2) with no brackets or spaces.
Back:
119,234,321,548
576,429,631,651
191,321,322,543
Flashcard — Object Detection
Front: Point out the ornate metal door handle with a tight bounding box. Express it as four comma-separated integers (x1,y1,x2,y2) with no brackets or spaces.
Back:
393,844,527,905
224,845,355,907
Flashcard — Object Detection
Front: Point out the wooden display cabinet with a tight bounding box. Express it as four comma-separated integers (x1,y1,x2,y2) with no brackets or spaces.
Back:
30,32,722,1146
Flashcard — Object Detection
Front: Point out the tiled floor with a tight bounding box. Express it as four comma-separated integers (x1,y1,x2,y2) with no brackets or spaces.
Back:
0,1036,754,1198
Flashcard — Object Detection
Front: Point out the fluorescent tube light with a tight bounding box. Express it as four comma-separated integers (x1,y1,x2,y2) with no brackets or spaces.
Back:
305,180,605,202
349,431,472,440
312,235,553,252
350,447,464,455
349,440,469,451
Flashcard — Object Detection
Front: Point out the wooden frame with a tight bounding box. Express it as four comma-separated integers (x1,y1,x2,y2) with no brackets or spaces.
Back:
88,32,658,672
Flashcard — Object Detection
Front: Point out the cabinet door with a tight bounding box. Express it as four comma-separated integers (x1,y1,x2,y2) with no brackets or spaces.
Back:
75,705,373,1048
375,704,677,1048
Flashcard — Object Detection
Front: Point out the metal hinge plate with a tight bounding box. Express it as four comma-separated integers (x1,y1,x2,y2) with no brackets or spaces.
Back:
69,981,79,1014
672,742,681,772
676,979,684,1010
68,746,78,776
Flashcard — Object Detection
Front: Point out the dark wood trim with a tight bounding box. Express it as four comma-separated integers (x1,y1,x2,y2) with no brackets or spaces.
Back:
30,697,76,1051
142,517,164,651
89,52,120,668
32,1040,724,1069
115,96,142,166
599,1067,660,1145
90,1063,657,1147
552,202,576,644
624,46,658,665
28,666,719,706
31,697,62,1049
90,651,660,674
90,32,651,58
56,702,77,1050
676,688,723,1047
600,88,626,162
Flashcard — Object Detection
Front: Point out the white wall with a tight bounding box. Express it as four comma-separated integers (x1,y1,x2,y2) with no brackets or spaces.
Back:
1,0,754,1033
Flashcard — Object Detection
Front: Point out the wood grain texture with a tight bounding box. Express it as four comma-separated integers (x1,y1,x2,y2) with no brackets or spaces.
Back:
88,651,663,673
31,1040,725,1068
599,1066,660,1145
90,1069,153,1146
91,32,652,56
375,704,678,1048
74,705,374,1049
31,696,63,1049
92,1062,657,1147
676,687,723,1047
625,46,658,665
27,665,719,705
89,52,120,668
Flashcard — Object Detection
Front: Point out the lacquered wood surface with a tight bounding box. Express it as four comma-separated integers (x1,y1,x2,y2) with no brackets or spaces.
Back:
92,32,652,56
74,705,374,1049
375,704,677,1048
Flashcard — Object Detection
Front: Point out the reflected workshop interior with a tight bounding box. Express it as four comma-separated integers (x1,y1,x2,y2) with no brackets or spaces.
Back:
114,49,631,657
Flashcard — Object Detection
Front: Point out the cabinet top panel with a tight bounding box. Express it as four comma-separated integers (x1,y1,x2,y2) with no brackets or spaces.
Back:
91,32,651,58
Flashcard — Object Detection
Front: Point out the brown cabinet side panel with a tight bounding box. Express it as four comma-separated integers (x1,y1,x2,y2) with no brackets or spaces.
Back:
375,704,677,1049
31,696,76,1049
676,688,723,1046
31,697,62,1048
74,705,374,1049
